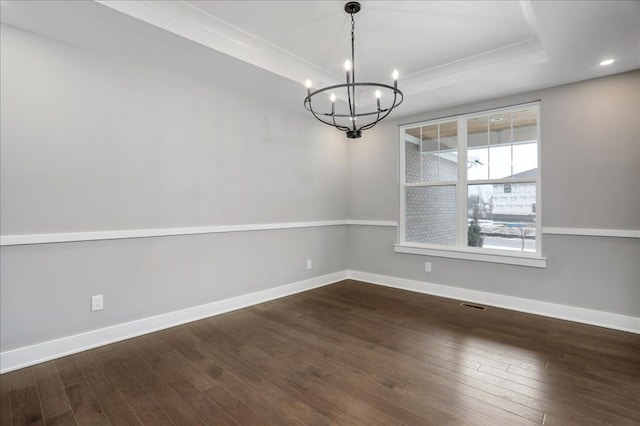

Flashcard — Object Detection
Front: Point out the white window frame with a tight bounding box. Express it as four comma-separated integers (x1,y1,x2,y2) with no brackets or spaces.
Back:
396,102,546,268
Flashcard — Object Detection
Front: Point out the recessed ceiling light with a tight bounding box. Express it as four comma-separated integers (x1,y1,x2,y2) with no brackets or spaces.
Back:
600,59,615,66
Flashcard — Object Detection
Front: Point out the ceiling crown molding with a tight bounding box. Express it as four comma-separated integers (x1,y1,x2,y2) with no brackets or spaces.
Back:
96,0,343,89
97,0,547,108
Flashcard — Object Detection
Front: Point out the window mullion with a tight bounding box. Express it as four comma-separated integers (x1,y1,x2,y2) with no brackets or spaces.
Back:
536,105,542,254
487,118,491,180
457,117,468,248
510,111,514,177
437,124,441,182
419,126,423,182
404,182,458,188
466,178,536,185
399,126,406,244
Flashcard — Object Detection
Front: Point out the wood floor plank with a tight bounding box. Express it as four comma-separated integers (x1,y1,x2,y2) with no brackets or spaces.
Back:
42,411,77,426
479,363,637,414
64,381,109,426
74,350,142,425
131,344,236,426
32,362,72,421
8,369,44,426
101,357,173,426
199,358,303,425
158,350,217,393
542,411,609,426
182,323,287,402
119,352,205,426
10,384,44,426
1,367,12,426
202,383,269,425
564,352,640,379
272,394,331,425
53,358,84,390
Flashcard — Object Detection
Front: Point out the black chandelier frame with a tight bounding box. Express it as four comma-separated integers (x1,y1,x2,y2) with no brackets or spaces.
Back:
303,1,404,139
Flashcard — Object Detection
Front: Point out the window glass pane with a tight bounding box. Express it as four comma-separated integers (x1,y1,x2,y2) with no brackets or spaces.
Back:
512,108,537,143
513,142,537,177
489,112,512,179
512,107,538,177
488,144,512,179
468,108,539,181
404,122,459,184
404,135,421,183
467,183,536,252
467,116,489,180
436,121,458,182
420,124,439,182
405,186,456,245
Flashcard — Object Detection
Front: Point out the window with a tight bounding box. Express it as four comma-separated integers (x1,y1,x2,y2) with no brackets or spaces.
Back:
397,103,544,267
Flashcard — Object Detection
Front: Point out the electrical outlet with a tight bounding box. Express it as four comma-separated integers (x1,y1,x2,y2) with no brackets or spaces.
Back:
307,259,313,270
91,295,103,311
425,262,432,272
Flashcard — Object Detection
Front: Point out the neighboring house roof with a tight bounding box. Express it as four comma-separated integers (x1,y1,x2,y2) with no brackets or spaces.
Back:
511,168,537,179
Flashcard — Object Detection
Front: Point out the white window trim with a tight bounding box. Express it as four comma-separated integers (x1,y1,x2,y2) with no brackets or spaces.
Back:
396,102,545,268
394,243,546,268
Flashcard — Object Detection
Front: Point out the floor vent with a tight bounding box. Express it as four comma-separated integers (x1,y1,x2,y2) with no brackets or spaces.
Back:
460,302,487,310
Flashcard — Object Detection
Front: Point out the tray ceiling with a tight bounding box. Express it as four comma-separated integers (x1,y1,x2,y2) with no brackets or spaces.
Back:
1,1,638,118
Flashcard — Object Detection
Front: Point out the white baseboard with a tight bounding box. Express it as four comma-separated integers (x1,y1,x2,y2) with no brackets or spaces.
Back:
3,268,637,373
347,270,640,334
0,270,349,374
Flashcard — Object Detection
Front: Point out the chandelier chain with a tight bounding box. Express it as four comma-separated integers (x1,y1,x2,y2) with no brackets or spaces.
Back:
350,11,356,127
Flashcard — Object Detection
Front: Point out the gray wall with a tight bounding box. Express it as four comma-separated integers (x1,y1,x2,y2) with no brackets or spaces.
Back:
348,70,640,317
0,25,347,234
1,20,638,355
0,24,348,351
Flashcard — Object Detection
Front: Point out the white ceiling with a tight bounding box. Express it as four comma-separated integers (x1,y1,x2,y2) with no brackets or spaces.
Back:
1,1,639,119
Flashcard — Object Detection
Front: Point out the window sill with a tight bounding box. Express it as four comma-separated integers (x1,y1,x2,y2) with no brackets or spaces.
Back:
394,243,547,268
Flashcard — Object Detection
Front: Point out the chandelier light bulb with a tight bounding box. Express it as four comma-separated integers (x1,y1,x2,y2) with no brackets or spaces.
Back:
330,93,337,102
344,59,352,71
375,90,381,99
392,69,399,80
305,79,312,88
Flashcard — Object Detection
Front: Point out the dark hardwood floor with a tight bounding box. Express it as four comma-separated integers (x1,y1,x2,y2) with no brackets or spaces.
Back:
2,279,639,425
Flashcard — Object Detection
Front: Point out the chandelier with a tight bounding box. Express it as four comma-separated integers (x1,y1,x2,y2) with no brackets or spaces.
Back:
304,1,403,139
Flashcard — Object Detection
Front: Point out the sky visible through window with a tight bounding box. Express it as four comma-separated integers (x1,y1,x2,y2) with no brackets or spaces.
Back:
467,142,537,180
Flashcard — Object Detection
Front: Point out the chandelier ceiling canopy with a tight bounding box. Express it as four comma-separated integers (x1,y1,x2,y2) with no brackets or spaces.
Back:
303,1,403,139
